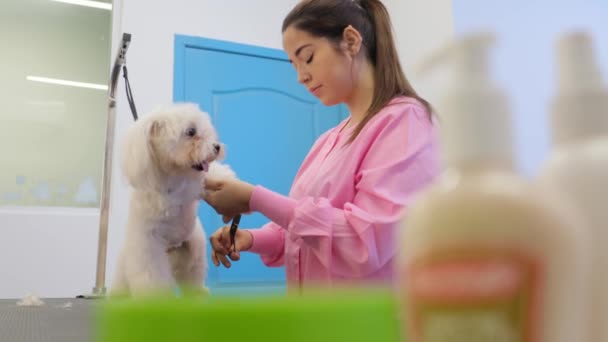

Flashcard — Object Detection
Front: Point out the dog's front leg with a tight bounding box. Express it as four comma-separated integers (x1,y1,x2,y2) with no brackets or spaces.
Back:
125,237,177,296
168,221,209,296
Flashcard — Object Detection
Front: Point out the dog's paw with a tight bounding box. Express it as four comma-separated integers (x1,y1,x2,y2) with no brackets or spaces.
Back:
180,285,211,298
207,162,237,181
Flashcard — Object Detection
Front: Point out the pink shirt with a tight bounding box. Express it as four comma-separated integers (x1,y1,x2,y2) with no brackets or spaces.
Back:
246,96,440,290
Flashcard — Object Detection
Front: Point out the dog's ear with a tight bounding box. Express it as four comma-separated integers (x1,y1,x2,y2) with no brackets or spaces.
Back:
121,117,160,189
148,119,165,138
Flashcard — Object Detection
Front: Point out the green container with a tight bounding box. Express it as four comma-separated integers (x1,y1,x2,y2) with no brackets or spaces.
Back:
96,289,402,342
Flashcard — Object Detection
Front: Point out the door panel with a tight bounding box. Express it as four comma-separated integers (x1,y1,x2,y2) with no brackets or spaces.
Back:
174,35,347,293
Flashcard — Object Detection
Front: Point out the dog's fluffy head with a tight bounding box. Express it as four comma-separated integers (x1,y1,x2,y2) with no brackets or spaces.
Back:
121,103,224,189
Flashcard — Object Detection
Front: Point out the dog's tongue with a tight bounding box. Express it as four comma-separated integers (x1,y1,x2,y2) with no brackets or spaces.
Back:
191,161,210,172
192,161,209,172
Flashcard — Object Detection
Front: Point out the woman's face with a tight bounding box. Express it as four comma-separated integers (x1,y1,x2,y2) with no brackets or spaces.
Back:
283,26,354,106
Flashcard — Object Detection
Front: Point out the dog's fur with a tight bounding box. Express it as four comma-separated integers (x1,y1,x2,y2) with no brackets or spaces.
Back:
110,103,234,297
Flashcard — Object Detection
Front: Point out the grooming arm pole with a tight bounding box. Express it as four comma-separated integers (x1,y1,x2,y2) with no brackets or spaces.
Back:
90,33,132,297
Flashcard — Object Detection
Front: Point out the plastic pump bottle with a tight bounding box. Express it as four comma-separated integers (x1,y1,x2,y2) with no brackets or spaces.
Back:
396,32,589,342
538,31,608,342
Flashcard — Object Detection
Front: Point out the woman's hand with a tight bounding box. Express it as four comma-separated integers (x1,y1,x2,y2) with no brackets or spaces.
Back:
203,178,255,223
208,225,253,268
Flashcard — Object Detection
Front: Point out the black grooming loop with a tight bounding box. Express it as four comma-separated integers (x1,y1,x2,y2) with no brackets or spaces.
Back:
123,64,138,121
110,32,138,122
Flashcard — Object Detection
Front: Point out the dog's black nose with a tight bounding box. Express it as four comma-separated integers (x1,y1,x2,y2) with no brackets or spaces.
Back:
213,144,221,154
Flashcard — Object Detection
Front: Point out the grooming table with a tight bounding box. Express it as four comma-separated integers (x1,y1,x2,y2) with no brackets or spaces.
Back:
0,290,402,341
0,298,95,342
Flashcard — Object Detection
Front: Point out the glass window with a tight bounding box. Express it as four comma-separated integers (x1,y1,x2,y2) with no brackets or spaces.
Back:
0,0,112,207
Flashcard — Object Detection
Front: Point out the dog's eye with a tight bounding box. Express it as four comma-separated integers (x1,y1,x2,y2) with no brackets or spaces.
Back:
186,127,197,137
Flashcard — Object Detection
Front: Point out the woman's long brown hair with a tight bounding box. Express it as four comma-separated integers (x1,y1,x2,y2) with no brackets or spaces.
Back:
283,0,433,143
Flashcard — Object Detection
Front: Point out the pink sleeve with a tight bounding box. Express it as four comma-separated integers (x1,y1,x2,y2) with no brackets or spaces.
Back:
250,106,440,277
246,222,285,267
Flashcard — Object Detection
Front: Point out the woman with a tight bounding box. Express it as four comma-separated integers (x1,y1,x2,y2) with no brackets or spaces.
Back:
204,0,440,290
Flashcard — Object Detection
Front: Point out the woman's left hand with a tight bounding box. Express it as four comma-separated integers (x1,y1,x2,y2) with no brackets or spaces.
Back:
203,178,255,223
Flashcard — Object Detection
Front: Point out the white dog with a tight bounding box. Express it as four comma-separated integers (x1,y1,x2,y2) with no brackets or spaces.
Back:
110,103,234,297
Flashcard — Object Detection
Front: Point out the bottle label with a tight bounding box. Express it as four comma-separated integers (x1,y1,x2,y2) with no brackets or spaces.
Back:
403,250,541,342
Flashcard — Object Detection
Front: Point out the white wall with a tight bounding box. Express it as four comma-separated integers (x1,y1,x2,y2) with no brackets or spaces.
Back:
104,0,455,291
384,0,455,108
0,207,100,299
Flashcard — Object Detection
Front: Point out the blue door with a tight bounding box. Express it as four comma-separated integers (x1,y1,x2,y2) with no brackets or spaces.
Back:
174,35,347,294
